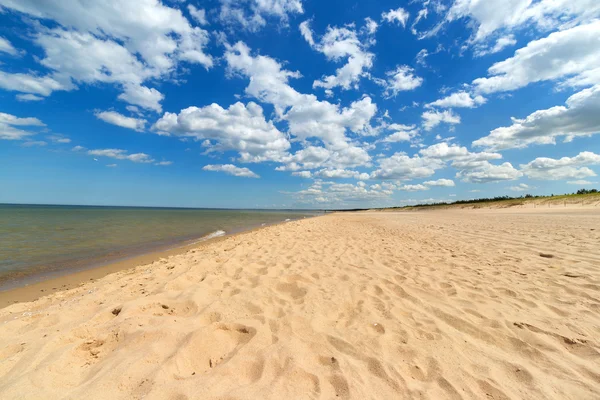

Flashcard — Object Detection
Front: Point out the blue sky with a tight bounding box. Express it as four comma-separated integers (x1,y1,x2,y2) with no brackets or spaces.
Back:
0,0,599,209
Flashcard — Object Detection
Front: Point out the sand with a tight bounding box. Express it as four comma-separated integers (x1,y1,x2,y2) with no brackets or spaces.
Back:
1,208,599,399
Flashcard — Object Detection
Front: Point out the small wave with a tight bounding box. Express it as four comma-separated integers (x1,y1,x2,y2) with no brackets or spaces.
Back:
285,219,291,222
204,230,226,240
189,230,226,245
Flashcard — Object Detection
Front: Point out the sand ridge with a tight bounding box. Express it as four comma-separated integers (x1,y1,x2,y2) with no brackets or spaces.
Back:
1,208,600,399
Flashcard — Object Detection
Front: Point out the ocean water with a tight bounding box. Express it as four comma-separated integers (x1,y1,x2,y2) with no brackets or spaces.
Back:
0,204,320,289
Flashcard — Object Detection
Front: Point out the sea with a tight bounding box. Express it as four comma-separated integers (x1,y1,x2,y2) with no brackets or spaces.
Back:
0,204,321,290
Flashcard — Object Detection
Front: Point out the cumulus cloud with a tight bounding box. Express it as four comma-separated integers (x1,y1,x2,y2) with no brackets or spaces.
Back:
442,0,600,43
313,169,369,180
292,171,312,178
520,152,600,181
0,71,67,97
379,66,423,98
381,8,410,28
421,109,461,131
473,21,600,94
224,41,376,165
473,85,600,150
456,161,523,183
371,153,444,180
426,91,486,108
0,112,45,140
153,101,290,163
382,123,419,143
300,21,375,93
118,84,164,113
398,184,428,192
95,111,147,132
423,178,455,187
286,179,394,206
203,164,260,178
419,142,501,163
0,0,211,108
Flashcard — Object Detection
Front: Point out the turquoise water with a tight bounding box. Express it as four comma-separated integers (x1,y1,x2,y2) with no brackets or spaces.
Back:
0,204,320,288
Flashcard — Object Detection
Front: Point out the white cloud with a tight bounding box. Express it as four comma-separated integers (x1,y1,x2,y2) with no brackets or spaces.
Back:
203,164,260,178
379,66,423,98
421,109,461,130
473,85,600,150
95,111,147,132
382,123,419,142
444,0,600,43
47,135,71,144
219,0,303,32
0,36,18,55
473,21,600,94
509,183,533,191
0,112,45,127
118,84,164,113
474,34,517,57
0,0,211,107
456,161,523,183
364,17,379,35
371,153,444,180
16,94,44,102
426,91,486,108
0,112,45,140
107,164,117,168
153,101,290,163
154,161,173,166
301,21,375,93
382,8,410,28
278,145,372,171
188,5,208,25
423,178,455,187
398,184,428,192
87,148,155,163
299,20,315,46
415,49,429,67
277,146,331,171
567,180,596,185
292,171,312,178
314,169,368,180
0,71,67,96
520,152,600,180
419,143,506,185
419,142,500,162
224,42,377,159
287,179,394,206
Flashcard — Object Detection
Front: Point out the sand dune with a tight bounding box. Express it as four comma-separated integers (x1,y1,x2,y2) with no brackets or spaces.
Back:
1,208,600,399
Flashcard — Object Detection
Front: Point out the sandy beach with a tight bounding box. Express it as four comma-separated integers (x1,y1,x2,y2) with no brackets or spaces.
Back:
1,208,600,399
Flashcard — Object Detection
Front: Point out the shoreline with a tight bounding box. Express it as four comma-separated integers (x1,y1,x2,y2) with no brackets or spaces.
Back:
0,217,315,309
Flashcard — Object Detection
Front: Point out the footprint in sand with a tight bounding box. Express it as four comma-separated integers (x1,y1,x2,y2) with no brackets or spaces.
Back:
165,323,256,378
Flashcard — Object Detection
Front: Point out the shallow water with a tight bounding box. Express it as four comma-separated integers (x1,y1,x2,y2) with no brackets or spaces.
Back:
0,204,320,288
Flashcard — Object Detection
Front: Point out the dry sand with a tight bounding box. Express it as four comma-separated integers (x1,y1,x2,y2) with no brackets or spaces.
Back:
1,208,599,399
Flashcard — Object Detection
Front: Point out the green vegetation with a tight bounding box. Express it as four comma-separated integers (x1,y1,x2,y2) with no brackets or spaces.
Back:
388,188,600,210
